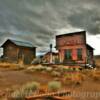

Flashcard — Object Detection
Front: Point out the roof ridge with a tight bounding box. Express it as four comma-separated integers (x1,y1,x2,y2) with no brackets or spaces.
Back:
1,39,35,48
56,30,86,37
9,39,32,44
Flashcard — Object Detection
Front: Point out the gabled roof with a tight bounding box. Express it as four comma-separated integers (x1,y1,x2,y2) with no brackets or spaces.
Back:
45,51,58,56
86,44,94,50
1,39,35,48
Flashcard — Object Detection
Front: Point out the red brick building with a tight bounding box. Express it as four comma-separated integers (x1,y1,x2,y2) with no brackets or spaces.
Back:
56,31,94,66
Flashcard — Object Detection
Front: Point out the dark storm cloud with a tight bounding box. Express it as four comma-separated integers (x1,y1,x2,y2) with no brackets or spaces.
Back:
0,0,100,53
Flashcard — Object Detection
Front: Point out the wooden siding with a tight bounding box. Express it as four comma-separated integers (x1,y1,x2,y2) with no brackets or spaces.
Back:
56,32,86,47
3,42,19,63
2,40,36,64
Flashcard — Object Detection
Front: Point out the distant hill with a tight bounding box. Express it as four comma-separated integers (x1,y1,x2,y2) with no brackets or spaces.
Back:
94,55,100,68
94,55,100,59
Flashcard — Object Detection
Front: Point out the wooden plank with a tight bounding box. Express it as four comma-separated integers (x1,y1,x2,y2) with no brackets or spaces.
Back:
52,96,73,100
25,89,71,100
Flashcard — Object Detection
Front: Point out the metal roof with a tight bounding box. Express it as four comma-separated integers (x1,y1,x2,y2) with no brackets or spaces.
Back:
2,39,35,48
11,39,34,47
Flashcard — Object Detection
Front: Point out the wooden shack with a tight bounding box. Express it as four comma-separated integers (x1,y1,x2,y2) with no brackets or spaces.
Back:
42,52,59,64
56,31,94,66
1,39,36,64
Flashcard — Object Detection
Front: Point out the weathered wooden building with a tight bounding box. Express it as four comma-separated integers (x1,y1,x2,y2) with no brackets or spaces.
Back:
42,52,59,64
56,31,94,66
1,39,36,64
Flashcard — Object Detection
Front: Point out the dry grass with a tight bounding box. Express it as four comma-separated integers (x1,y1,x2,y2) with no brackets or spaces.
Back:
9,81,40,100
91,69,100,81
0,62,26,71
0,63,100,100
0,62,17,68
95,59,100,65
72,72,86,85
62,72,85,86
51,71,61,77
81,69,92,77
95,56,100,68
26,65,53,73
48,81,62,92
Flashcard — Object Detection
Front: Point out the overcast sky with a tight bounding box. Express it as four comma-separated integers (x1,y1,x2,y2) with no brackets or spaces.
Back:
0,0,100,55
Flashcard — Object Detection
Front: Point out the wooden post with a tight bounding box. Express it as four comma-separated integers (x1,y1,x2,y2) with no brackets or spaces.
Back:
50,44,53,64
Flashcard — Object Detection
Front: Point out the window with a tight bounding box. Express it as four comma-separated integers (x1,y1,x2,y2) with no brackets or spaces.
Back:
65,49,72,60
77,48,82,60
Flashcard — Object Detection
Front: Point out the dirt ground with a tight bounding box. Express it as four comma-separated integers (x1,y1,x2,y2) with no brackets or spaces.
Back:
0,67,52,91
71,76,100,100
0,66,100,100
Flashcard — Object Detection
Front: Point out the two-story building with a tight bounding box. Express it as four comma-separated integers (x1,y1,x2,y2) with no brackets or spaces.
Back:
56,31,94,66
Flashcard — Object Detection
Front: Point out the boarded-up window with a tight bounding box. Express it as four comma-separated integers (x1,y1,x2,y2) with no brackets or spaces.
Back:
77,48,82,60
65,49,72,60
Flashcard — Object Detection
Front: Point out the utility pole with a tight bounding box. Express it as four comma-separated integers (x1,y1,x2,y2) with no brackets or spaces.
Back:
50,44,53,64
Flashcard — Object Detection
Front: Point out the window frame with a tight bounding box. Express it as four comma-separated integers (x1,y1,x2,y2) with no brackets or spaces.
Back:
64,49,72,60
77,48,83,60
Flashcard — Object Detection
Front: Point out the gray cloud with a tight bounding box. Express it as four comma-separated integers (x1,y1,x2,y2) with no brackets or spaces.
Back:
0,0,100,53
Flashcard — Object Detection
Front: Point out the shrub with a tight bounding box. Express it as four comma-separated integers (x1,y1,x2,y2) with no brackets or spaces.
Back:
65,74,72,80
48,81,61,91
26,65,46,72
10,88,28,100
26,65,53,73
45,67,53,72
23,82,40,91
53,77,60,81
75,68,80,72
10,81,40,100
35,65,46,71
63,67,74,72
56,66,64,72
51,71,61,77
